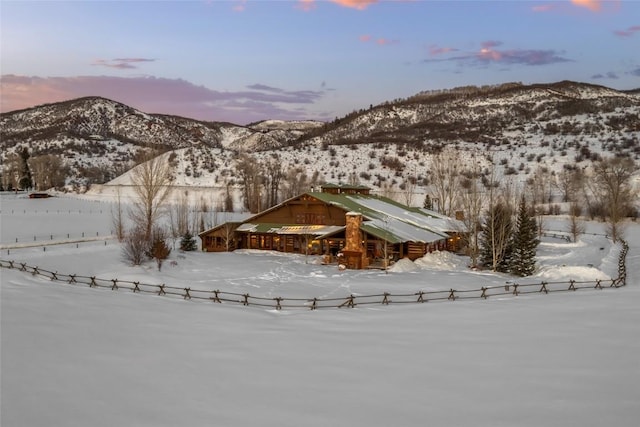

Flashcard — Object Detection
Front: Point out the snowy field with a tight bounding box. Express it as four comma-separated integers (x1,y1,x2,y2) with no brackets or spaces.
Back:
1,193,639,426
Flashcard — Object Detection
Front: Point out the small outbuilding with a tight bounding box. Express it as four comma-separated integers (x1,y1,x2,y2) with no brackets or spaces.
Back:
199,184,465,269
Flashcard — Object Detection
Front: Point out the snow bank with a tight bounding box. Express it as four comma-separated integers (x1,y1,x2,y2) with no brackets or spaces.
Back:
534,265,611,282
388,251,468,273
414,250,467,271
388,258,419,272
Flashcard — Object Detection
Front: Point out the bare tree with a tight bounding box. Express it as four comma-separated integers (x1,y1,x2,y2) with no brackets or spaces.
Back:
122,226,148,266
264,155,283,209
429,150,460,216
480,165,514,272
281,167,317,200
111,186,126,241
458,162,485,268
169,190,191,240
28,154,66,190
128,151,174,241
223,182,235,212
592,156,637,243
2,152,22,190
567,202,586,242
402,174,416,207
236,154,263,212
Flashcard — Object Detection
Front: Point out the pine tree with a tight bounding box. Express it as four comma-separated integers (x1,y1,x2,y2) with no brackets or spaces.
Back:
180,230,198,252
423,194,433,210
509,196,539,277
19,147,33,190
148,228,172,271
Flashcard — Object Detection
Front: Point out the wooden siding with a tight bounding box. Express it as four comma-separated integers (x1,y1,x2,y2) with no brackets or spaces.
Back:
251,195,346,226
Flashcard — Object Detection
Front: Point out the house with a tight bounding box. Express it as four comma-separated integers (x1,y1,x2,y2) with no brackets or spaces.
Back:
198,184,465,269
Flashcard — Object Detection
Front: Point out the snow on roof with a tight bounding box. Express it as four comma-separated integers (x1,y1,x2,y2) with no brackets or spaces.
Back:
236,223,344,237
310,192,460,243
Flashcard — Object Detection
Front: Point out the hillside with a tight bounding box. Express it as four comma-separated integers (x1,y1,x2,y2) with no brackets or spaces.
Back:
1,81,638,198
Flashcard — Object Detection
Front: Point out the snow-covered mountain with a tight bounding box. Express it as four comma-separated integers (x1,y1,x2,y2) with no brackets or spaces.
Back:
1,81,638,194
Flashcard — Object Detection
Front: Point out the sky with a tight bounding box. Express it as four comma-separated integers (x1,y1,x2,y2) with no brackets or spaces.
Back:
1,0,639,125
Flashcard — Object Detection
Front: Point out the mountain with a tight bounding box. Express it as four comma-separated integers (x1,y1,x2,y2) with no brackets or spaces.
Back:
1,81,638,195
0,97,323,186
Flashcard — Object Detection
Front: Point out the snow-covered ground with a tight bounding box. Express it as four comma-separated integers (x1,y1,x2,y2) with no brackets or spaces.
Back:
1,193,639,426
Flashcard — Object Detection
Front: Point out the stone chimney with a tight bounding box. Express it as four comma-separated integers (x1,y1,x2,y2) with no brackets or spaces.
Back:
343,212,367,269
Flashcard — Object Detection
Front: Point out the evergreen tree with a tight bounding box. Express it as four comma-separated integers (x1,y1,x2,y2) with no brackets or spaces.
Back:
180,230,198,252
509,196,539,277
19,147,33,190
480,202,513,273
147,228,172,271
423,194,433,210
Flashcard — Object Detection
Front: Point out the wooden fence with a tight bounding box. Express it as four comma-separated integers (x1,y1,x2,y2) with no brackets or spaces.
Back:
0,240,628,311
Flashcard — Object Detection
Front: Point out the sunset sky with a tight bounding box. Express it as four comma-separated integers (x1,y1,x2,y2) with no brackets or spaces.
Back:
1,0,639,125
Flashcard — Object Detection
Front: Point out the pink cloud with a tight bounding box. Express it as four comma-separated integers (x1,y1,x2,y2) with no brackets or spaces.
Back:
376,38,398,46
295,0,316,11
571,0,603,12
299,0,377,10
0,75,327,124
532,4,555,12
331,0,378,10
614,25,640,37
428,45,458,56
534,1,620,13
423,40,570,67
232,1,247,12
359,34,398,45
570,0,621,12
92,58,155,70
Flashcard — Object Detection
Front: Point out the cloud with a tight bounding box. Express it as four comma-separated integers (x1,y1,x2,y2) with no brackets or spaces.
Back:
614,25,640,37
428,45,459,56
0,75,327,124
532,4,555,12
534,1,620,13
592,71,619,79
92,58,156,70
424,41,570,67
359,34,399,45
298,0,377,10
332,0,378,10
630,68,640,77
296,0,316,11
571,0,603,12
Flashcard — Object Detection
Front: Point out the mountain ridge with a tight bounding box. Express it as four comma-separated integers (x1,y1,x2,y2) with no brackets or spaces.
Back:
1,81,638,194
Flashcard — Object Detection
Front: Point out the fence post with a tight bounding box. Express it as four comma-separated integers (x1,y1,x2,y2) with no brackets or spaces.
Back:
448,289,456,301
539,281,548,294
211,290,221,303
339,294,356,308
382,292,391,305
